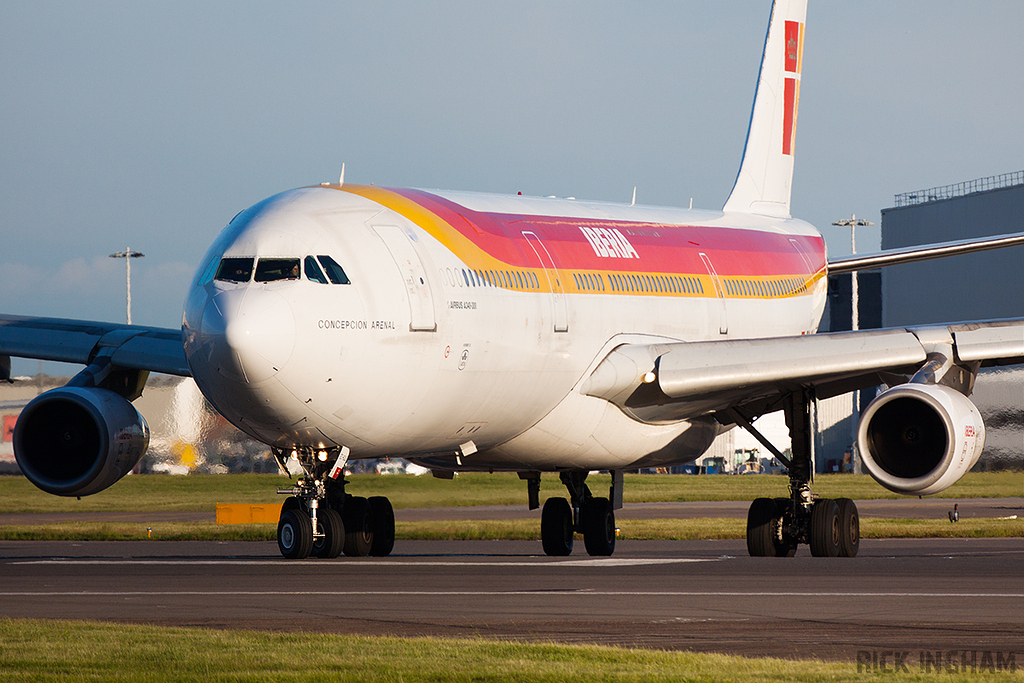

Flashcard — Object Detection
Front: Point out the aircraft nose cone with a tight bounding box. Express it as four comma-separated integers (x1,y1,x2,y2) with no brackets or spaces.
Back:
201,288,295,383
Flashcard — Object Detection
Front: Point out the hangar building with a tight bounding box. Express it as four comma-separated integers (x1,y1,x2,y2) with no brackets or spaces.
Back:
881,170,1024,469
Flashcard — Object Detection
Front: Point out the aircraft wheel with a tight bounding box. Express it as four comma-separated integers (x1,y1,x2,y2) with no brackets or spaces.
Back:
368,496,395,557
311,508,344,559
342,496,373,557
281,496,302,515
835,497,860,558
746,497,778,557
277,508,313,559
582,497,615,557
809,498,841,557
541,497,574,556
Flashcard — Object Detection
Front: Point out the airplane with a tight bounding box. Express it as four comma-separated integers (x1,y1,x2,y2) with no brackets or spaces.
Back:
2,0,1023,560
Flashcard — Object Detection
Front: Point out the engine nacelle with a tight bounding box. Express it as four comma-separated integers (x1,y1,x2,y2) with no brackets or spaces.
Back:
13,387,150,497
857,383,984,496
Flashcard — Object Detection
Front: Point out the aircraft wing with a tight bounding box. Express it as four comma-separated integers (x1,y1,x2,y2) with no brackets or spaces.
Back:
582,319,1024,425
0,314,189,377
827,230,1024,274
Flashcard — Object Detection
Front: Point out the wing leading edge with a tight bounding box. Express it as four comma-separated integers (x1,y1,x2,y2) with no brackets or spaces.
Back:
0,314,189,377
582,318,1024,425
828,230,1024,274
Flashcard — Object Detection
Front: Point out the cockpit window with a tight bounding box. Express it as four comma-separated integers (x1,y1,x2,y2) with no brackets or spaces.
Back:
317,255,351,284
304,255,329,284
215,257,254,283
254,258,300,282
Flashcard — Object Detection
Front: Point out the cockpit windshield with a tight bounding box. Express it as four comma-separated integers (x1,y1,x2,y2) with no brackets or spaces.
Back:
215,257,254,283
213,255,350,285
304,256,329,284
317,255,350,284
254,258,300,282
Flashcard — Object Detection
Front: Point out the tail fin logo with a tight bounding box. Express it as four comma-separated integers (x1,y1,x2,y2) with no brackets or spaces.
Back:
782,20,804,156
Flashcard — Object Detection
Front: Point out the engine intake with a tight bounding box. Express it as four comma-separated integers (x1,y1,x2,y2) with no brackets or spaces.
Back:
857,383,984,496
14,387,150,497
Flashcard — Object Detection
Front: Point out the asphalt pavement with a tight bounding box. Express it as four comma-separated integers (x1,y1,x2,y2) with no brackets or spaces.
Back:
2,537,1022,662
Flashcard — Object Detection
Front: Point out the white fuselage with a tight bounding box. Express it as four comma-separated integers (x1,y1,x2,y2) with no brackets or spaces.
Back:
182,185,827,471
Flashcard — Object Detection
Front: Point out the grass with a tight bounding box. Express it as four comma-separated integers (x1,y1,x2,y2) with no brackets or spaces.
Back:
3,618,1019,682
0,471,1019,541
0,522,274,542
1,516,1020,543
0,471,1021,515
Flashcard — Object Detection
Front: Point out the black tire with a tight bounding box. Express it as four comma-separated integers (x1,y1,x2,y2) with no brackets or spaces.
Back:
281,496,302,515
343,496,373,557
809,498,841,557
312,508,344,559
277,509,313,559
772,497,798,557
835,497,860,558
541,497,574,556
582,497,616,557
368,496,395,557
746,498,777,557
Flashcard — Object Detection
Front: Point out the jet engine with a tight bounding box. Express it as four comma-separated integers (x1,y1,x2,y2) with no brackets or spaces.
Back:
857,383,984,496
13,386,150,497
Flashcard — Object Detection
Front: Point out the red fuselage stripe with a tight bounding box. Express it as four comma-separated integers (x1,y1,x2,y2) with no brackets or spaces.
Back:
392,187,826,279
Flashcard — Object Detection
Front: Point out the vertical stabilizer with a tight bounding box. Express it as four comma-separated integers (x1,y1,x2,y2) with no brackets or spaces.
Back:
722,0,808,218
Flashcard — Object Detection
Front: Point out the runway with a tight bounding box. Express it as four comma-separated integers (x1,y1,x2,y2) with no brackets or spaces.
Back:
2,537,1022,661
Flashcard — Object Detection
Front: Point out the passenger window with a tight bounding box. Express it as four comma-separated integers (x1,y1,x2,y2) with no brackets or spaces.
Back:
255,258,300,282
304,256,329,284
317,255,351,285
215,257,254,283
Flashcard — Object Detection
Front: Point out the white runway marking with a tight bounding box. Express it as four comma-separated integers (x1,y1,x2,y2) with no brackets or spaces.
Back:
1,590,1022,598
10,557,711,568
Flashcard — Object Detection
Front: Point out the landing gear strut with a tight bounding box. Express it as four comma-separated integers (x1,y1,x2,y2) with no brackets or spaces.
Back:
271,447,396,560
742,390,859,558
537,470,620,557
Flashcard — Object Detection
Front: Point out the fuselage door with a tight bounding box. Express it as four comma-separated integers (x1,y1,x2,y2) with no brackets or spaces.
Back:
522,231,568,333
374,225,437,332
699,252,728,335
789,238,816,285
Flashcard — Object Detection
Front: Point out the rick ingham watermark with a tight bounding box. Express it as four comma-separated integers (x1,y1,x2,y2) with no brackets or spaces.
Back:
856,649,1017,674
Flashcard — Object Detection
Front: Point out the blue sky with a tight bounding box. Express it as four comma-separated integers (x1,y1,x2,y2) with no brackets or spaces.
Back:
3,1,1023,375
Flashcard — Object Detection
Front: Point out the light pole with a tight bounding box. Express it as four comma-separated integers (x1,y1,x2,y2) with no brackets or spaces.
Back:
109,247,145,324
831,214,873,474
831,214,874,333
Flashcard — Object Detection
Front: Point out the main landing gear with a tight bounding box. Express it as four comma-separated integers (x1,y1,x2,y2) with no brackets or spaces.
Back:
739,390,859,558
271,447,395,560
528,470,621,557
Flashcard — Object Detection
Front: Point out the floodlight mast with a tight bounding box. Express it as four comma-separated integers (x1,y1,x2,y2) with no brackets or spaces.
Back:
831,214,874,332
831,214,874,469
108,247,145,324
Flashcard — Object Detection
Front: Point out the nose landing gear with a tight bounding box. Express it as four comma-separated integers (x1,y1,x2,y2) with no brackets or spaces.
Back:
271,447,395,560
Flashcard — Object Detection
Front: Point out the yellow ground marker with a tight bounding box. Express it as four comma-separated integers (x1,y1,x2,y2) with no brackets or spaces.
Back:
215,503,283,525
